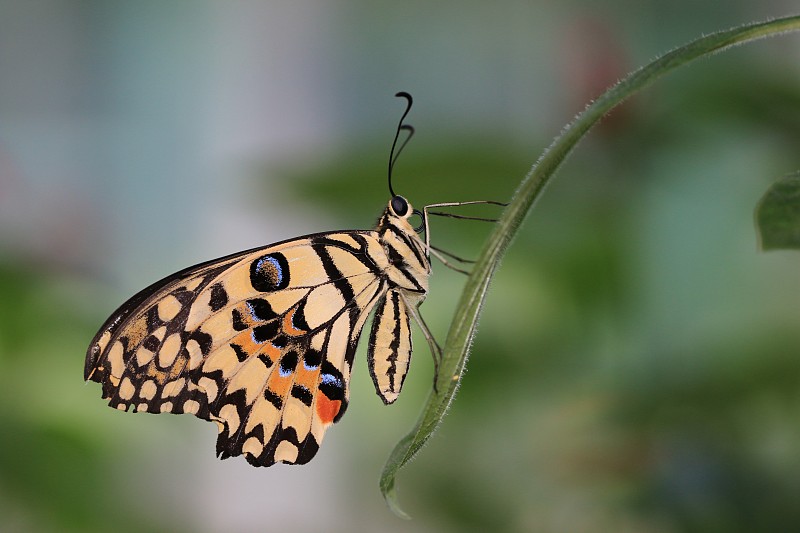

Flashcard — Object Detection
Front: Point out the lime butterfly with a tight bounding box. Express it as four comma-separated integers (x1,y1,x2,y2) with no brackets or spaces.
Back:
85,93,501,466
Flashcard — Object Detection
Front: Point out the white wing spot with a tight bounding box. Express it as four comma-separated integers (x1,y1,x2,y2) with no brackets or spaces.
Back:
219,404,240,434
157,295,182,322
201,344,239,379
275,440,299,463
186,339,203,370
96,330,112,354
140,379,158,401
242,437,263,457
162,378,184,398
107,342,124,378
136,345,155,366
158,334,181,367
183,399,200,414
183,277,204,292
118,377,135,401
198,376,219,402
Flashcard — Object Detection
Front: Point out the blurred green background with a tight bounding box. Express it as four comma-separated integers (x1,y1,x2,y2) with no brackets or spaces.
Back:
1,2,800,532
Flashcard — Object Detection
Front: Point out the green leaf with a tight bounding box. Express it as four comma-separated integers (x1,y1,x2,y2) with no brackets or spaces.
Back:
380,14,800,517
756,172,800,250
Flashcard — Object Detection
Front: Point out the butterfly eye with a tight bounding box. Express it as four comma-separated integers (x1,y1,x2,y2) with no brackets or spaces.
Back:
391,195,409,217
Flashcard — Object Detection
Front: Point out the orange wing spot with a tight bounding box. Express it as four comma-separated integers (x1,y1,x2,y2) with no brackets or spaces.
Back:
230,331,281,364
293,363,319,391
259,342,281,364
315,395,341,425
265,365,293,400
231,330,260,355
283,308,305,336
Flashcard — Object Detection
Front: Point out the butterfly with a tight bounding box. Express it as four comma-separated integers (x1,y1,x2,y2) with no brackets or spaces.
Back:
85,92,501,467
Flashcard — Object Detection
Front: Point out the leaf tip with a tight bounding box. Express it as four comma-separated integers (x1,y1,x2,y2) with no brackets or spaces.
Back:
381,475,412,519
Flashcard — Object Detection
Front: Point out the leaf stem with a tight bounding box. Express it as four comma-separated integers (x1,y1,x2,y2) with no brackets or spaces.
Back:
381,14,800,517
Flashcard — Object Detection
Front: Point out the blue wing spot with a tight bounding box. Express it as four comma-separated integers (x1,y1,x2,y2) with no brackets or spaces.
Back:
279,351,298,377
320,373,343,389
250,253,290,292
247,298,277,321
303,348,322,371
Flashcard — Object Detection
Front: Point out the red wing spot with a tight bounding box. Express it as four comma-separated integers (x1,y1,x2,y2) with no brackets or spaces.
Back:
315,395,341,425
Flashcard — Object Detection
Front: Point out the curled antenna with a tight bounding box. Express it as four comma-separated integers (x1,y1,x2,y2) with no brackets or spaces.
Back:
388,91,415,197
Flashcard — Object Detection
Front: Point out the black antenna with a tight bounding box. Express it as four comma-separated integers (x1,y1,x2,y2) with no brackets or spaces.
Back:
388,91,414,197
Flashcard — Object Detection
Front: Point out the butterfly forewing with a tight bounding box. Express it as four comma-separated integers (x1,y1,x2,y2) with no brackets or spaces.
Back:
85,202,431,467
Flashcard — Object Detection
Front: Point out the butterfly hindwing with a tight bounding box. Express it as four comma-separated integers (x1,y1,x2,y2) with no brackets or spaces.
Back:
368,289,413,404
86,231,392,466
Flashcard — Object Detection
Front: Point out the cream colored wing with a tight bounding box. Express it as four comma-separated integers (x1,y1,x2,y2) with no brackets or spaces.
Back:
85,231,389,466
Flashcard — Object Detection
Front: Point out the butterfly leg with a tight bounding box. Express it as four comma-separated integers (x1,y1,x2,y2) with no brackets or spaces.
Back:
400,293,443,394
428,247,471,275
421,200,507,253
421,200,507,274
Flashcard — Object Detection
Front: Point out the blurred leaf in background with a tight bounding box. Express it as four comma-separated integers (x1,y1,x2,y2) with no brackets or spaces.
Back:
0,263,184,532
756,172,800,251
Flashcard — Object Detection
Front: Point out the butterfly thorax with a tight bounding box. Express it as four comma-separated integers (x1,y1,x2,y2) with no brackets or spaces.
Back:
373,198,430,307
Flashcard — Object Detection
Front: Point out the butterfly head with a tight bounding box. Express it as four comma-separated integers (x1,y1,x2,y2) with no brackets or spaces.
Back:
390,195,410,217
386,194,414,229
387,194,425,233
